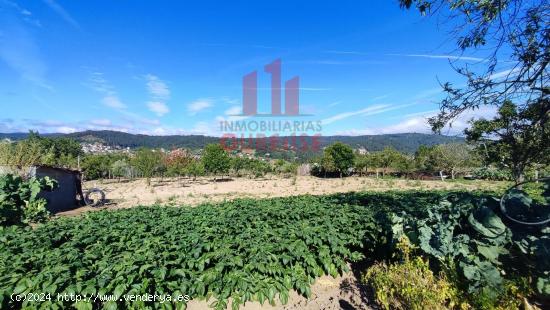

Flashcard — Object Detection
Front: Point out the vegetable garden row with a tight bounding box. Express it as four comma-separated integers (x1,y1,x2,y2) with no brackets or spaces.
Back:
1,187,549,309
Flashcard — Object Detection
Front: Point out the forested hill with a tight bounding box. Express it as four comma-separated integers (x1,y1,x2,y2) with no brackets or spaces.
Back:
0,130,464,153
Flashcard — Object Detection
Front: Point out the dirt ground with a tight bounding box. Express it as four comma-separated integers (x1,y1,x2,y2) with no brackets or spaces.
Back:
186,271,371,310
58,176,507,309
61,175,508,216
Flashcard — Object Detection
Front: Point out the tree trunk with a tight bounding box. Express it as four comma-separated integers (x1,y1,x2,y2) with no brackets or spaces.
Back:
439,170,445,181
451,169,455,180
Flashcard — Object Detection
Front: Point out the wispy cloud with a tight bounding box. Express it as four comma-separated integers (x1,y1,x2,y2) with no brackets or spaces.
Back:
336,105,497,136
145,74,170,99
292,60,385,65
88,72,127,109
187,98,213,115
102,95,125,109
225,105,241,115
301,87,332,91
372,94,390,101
0,4,51,89
323,104,389,125
389,53,486,62
144,74,170,116
89,119,112,126
488,67,521,80
324,50,368,55
42,0,79,29
147,101,169,116
322,103,415,125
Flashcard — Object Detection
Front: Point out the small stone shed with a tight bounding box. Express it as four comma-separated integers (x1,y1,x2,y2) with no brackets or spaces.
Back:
0,165,81,213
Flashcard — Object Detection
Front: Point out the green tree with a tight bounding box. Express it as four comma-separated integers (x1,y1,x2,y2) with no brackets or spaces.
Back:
132,149,164,186
354,154,370,176
323,142,355,178
465,100,549,184
377,147,402,177
81,155,112,180
231,157,248,177
111,159,130,180
201,144,231,178
186,160,205,181
392,153,416,177
431,143,479,179
414,145,436,172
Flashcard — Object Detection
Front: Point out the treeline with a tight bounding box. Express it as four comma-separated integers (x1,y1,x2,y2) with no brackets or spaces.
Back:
2,133,547,183
81,144,298,184
310,142,549,181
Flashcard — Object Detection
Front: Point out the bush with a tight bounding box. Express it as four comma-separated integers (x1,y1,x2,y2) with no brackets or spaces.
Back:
0,174,58,226
363,237,464,310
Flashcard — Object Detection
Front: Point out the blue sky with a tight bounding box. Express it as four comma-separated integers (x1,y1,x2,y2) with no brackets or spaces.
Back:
0,0,500,136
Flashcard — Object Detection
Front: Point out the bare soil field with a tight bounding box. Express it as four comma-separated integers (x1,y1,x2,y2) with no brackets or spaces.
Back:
60,176,509,216
186,271,370,310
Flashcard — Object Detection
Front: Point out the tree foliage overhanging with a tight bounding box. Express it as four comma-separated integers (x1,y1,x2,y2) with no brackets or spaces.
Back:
400,0,549,132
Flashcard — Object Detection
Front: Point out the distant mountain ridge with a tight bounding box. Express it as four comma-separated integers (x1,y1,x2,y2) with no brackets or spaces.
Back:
0,130,464,154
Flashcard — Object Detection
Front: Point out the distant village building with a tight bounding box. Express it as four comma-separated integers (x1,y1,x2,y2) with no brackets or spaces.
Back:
356,147,368,155
81,142,130,154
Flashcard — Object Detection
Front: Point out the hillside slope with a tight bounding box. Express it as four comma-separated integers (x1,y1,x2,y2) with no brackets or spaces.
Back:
0,130,464,153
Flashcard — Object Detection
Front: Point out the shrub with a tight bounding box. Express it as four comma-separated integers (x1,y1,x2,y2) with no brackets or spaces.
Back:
0,174,58,226
363,237,464,310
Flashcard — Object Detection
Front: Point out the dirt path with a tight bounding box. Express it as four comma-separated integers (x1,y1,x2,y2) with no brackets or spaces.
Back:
186,271,372,310
57,176,507,217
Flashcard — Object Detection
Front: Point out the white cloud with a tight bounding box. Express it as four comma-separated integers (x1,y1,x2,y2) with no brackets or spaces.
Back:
188,98,213,115
221,97,240,105
102,95,126,109
488,67,521,80
147,101,169,116
389,53,486,62
300,87,332,91
322,103,415,125
55,126,77,134
225,105,241,115
190,121,213,135
88,72,128,110
89,119,112,126
145,74,170,99
372,94,390,101
144,74,170,116
336,105,498,136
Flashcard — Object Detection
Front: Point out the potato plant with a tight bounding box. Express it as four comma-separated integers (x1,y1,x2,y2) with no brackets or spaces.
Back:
0,195,380,309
